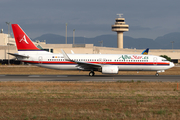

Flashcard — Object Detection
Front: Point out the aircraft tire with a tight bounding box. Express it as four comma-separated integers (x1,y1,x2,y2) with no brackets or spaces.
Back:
89,71,95,76
155,73,159,77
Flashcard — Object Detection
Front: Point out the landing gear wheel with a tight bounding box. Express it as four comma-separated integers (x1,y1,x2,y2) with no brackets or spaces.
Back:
89,71,95,76
155,73,159,77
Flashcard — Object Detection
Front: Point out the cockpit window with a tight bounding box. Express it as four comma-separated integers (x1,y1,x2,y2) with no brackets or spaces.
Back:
162,59,168,62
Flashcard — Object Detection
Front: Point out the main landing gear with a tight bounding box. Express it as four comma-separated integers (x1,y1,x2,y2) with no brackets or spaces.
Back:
155,73,159,77
89,71,95,76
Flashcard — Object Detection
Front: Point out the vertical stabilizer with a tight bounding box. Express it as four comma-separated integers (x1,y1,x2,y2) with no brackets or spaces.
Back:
11,24,40,51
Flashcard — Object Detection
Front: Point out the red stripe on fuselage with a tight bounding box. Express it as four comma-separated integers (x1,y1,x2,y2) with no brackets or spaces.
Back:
21,61,170,65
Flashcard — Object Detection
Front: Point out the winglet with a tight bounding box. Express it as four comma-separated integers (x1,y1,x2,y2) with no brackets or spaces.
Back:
141,48,149,55
71,50,74,54
61,49,71,61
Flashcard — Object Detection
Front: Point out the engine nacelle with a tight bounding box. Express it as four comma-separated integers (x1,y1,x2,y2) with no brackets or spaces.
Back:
102,66,119,74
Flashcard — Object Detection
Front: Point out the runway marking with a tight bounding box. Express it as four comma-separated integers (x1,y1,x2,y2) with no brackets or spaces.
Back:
57,75,67,77
28,75,67,78
29,75,40,77
0,75,6,77
85,79,120,81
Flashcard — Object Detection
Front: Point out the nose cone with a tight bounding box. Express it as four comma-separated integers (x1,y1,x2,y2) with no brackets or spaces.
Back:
170,62,175,68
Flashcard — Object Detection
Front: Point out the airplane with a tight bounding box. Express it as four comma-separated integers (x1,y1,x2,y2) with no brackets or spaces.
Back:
141,48,149,55
9,24,174,77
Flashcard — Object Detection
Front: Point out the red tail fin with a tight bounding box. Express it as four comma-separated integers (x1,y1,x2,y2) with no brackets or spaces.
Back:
11,24,40,50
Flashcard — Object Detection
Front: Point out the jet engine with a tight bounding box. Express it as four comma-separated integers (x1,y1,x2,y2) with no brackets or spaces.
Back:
102,66,119,74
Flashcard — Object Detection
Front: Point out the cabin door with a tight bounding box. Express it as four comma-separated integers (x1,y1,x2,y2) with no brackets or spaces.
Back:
38,56,43,65
153,57,157,65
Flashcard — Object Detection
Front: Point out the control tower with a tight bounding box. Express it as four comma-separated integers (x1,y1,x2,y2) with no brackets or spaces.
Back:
112,14,129,48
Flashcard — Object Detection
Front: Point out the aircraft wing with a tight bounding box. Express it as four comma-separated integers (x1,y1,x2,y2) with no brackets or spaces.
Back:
61,49,101,70
75,61,101,70
8,53,29,58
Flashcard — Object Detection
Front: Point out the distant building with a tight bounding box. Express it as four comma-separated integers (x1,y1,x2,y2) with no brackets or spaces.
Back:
0,33,15,46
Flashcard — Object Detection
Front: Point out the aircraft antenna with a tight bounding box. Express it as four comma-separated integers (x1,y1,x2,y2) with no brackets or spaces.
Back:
117,14,123,18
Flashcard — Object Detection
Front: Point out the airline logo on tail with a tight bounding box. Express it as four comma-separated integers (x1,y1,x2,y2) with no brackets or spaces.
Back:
19,35,29,44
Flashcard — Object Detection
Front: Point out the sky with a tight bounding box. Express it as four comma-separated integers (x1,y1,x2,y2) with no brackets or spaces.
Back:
0,0,180,39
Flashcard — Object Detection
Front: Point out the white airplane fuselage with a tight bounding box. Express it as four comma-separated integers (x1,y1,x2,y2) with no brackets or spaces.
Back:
18,50,174,72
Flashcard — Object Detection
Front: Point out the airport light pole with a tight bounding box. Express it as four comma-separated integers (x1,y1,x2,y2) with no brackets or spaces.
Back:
6,22,11,65
84,36,85,44
98,40,103,47
65,23,68,44
171,41,174,49
73,29,75,45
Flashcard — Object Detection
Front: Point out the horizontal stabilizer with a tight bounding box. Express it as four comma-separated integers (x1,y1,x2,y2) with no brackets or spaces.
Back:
8,53,29,58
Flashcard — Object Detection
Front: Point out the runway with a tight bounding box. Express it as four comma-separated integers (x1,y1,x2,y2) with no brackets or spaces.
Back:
0,75,179,82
